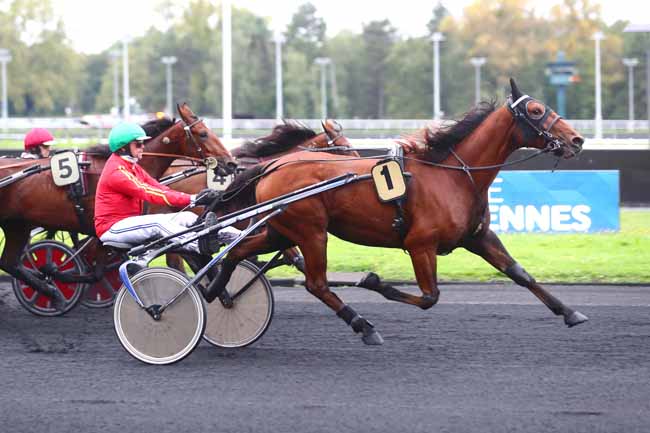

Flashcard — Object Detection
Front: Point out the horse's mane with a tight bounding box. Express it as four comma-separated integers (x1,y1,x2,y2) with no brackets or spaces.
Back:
233,121,317,158
422,101,497,163
141,117,175,138
85,117,176,158
217,164,265,213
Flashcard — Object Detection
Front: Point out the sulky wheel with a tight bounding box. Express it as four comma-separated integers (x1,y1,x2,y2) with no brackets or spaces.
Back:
203,260,274,348
113,267,206,365
12,240,86,317
80,245,125,308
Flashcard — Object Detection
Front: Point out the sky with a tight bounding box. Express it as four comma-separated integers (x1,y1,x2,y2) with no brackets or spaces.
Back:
52,0,643,54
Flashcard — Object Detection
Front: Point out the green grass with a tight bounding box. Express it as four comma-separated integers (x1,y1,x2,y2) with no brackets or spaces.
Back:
262,210,650,283
3,210,648,283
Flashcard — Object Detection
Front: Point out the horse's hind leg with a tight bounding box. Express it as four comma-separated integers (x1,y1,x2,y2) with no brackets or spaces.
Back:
357,248,439,310
296,233,383,345
463,228,588,327
0,222,66,309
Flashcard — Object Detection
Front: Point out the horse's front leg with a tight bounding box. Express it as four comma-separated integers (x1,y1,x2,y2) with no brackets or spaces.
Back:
463,228,588,327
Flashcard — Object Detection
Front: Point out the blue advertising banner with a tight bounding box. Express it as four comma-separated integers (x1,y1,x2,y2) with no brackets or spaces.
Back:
488,170,619,233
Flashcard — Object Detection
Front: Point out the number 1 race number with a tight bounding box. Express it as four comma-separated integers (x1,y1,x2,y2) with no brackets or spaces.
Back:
371,159,406,202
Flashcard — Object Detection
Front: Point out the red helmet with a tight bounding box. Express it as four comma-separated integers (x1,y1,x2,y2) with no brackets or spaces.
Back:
24,128,55,151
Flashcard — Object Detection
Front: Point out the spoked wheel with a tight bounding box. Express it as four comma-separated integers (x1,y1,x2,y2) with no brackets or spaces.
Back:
113,267,206,365
81,245,125,308
12,240,86,317
203,260,274,348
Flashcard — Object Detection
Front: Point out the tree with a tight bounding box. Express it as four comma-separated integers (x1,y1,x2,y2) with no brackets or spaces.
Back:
359,20,396,118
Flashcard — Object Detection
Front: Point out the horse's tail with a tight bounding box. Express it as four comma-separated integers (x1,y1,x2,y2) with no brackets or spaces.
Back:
217,164,265,214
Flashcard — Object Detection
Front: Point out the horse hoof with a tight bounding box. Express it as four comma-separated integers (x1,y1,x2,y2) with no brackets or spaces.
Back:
565,311,589,327
419,294,438,310
357,272,381,290
362,330,384,345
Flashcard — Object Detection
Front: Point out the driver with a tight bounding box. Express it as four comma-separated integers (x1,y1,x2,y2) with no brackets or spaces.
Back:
21,128,55,159
94,122,238,254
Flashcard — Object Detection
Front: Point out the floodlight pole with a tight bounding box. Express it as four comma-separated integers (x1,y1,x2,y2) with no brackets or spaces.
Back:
222,0,232,139
432,32,445,119
0,48,11,123
122,37,131,119
592,32,604,139
314,57,331,119
624,24,650,143
274,31,285,120
161,56,177,115
623,58,639,131
110,50,120,115
470,57,486,105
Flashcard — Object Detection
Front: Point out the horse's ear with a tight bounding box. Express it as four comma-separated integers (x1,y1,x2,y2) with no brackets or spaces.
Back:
321,120,327,132
176,103,181,115
510,78,522,100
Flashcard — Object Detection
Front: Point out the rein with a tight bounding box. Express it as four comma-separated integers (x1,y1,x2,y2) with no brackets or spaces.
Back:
140,151,205,164
0,159,49,170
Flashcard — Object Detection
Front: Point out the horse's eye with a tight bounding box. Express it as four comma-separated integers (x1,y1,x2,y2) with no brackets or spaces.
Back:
529,107,544,120
199,131,208,139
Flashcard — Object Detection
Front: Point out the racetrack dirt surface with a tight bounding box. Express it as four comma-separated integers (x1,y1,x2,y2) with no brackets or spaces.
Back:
1,282,650,433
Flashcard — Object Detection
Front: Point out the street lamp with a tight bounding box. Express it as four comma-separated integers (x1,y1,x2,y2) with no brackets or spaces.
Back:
161,56,177,115
623,58,639,131
109,49,120,115
0,48,12,122
314,57,331,119
469,57,486,105
592,31,605,139
624,24,650,143
122,36,131,119
273,30,285,120
431,32,445,119
222,0,232,139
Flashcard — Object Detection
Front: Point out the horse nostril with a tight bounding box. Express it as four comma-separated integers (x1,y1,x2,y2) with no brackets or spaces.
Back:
572,136,584,147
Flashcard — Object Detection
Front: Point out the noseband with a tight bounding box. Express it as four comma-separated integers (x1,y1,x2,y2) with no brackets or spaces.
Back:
507,94,564,156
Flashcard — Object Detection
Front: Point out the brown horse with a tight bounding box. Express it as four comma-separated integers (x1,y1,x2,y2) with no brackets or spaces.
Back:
206,78,587,345
1,103,234,310
154,119,356,272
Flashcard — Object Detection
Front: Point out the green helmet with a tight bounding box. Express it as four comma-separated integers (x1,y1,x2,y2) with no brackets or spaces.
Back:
108,122,151,152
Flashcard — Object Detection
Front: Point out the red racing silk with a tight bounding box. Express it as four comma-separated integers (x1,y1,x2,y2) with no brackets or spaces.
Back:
95,153,192,238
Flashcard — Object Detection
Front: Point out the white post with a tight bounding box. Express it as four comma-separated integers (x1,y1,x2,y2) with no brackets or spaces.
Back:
274,31,285,120
222,0,232,139
470,57,486,105
593,32,604,139
110,50,120,115
122,37,130,120
314,57,331,119
432,32,445,119
0,48,12,124
623,58,639,132
161,56,177,115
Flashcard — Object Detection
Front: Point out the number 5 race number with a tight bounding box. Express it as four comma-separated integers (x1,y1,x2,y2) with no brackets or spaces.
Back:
51,151,80,187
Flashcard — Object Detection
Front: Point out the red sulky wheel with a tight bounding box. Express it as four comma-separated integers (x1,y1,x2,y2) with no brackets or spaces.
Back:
12,240,86,316
79,243,125,308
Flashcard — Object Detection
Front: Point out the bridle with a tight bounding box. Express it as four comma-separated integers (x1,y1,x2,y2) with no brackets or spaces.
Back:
507,94,564,157
140,118,212,165
182,117,207,160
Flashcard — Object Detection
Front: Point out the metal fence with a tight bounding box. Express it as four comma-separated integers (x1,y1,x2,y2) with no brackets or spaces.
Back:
1,117,649,144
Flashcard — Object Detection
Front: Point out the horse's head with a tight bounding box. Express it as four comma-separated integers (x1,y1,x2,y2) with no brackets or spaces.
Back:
176,102,237,174
316,120,358,156
508,78,584,159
